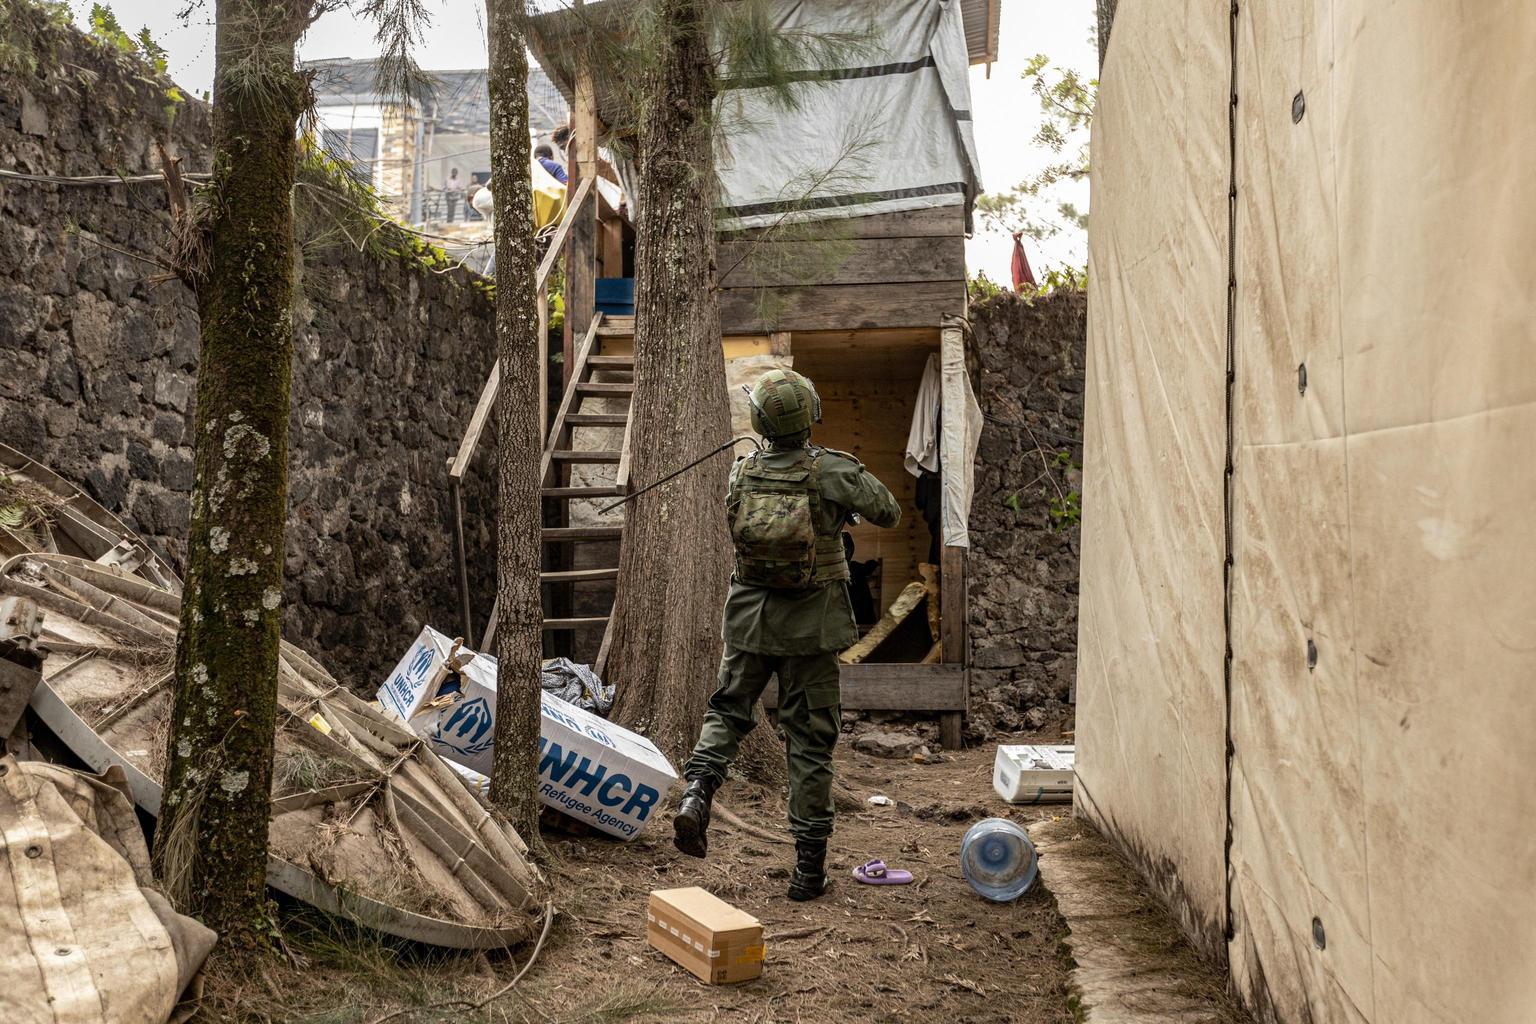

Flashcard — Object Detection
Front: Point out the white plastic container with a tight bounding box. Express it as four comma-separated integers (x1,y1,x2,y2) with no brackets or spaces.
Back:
992,744,1075,804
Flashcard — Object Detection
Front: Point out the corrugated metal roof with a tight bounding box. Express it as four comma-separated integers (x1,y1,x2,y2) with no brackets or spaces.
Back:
960,0,1001,65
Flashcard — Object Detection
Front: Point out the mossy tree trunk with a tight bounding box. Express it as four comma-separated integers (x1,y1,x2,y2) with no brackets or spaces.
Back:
606,0,734,763
485,0,547,846
153,0,312,948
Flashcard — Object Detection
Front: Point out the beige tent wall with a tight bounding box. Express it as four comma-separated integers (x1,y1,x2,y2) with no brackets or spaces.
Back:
1073,0,1231,961
1082,1,1536,1022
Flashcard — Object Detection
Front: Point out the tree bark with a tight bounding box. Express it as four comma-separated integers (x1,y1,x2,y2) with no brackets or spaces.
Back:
485,0,547,846
1097,0,1118,71
606,0,733,763
153,0,311,947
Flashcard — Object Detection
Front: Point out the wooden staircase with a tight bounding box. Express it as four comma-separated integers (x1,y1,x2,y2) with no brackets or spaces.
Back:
445,176,635,672
466,312,636,672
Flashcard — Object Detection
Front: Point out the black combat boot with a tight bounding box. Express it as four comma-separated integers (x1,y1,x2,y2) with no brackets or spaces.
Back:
672,775,720,859
787,839,829,901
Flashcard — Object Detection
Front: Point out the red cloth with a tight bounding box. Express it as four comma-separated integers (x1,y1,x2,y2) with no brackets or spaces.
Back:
1010,231,1036,291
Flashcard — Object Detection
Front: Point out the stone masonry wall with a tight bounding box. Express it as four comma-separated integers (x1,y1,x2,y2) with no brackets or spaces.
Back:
0,8,497,688
966,289,1086,738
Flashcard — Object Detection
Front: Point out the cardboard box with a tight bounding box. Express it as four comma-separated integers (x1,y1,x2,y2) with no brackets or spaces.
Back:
647,887,765,985
993,744,1075,804
377,626,677,840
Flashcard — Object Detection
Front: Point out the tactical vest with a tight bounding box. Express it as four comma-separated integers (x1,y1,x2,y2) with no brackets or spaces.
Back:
727,446,850,589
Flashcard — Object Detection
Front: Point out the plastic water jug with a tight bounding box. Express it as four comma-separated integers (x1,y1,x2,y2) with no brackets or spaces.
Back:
959,817,1038,902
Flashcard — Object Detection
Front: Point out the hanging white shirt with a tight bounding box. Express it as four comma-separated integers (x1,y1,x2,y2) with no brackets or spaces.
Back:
904,351,943,477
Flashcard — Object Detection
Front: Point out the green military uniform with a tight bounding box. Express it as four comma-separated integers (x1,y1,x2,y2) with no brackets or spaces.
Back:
684,443,901,841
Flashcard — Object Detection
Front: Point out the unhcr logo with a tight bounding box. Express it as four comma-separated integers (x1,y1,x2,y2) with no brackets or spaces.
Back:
433,696,495,756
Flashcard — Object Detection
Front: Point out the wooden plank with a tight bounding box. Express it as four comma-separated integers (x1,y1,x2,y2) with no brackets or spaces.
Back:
586,355,633,368
575,382,633,396
941,549,967,666
448,359,499,480
538,282,549,444
541,568,618,584
760,664,967,712
542,526,622,542
565,412,628,426
596,316,634,337
550,450,621,464
539,315,605,483
940,543,968,750
599,213,625,278
718,204,964,242
565,57,599,366
615,401,634,493
450,178,595,482
717,235,965,290
541,485,622,498
542,617,608,630
841,581,930,665
719,280,966,335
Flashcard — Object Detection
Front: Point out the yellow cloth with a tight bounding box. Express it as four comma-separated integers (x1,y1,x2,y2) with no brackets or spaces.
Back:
531,159,565,230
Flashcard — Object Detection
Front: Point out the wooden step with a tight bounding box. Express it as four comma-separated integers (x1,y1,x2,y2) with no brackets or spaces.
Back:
587,355,634,368
596,316,634,337
542,617,609,631
550,450,621,463
565,413,629,426
541,485,623,499
542,526,622,542
575,382,633,396
540,568,619,584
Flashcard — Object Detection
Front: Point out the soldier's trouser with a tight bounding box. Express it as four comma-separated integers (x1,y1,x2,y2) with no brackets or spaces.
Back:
683,644,842,841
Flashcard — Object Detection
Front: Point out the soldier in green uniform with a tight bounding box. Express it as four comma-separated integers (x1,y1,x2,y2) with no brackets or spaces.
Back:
673,368,901,901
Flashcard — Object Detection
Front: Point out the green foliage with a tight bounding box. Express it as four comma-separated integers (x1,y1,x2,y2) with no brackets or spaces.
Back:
976,52,1096,245
968,273,1006,302
0,0,73,77
1036,264,1087,295
1047,489,1082,530
82,4,183,118
1045,449,1082,531
86,3,132,51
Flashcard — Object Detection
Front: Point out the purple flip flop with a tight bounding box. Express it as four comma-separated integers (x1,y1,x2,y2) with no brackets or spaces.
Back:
852,859,914,885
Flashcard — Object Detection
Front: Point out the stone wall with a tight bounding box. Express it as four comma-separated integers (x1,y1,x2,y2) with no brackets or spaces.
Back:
0,7,497,688
965,289,1086,737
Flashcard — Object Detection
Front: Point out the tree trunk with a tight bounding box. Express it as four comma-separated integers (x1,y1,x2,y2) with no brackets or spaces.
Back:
485,0,547,845
1097,0,1118,71
606,0,732,763
153,0,310,947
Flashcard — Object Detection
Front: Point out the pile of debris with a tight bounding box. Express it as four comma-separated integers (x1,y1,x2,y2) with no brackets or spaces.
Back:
0,443,548,1018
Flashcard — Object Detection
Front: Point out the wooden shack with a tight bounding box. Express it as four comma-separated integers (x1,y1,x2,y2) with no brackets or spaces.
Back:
450,0,999,748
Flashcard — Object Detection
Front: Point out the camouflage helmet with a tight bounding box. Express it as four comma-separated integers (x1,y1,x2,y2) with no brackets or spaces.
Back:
746,369,821,439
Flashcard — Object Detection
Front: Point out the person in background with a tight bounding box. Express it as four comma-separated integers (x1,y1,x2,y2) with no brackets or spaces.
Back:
535,144,567,185
472,181,496,275
444,166,463,222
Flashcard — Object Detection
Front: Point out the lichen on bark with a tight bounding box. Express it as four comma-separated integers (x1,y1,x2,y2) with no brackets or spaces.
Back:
152,0,313,949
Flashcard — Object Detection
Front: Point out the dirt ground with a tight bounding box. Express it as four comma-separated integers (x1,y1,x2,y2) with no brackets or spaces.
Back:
203,731,1078,1024
539,734,1077,1024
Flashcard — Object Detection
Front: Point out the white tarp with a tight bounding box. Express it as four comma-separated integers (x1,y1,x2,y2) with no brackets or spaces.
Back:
0,756,215,1024
939,320,982,548
714,0,980,231
1079,1,1536,1022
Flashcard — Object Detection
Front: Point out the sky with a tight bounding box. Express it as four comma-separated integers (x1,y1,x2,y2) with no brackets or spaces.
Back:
67,0,1095,281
